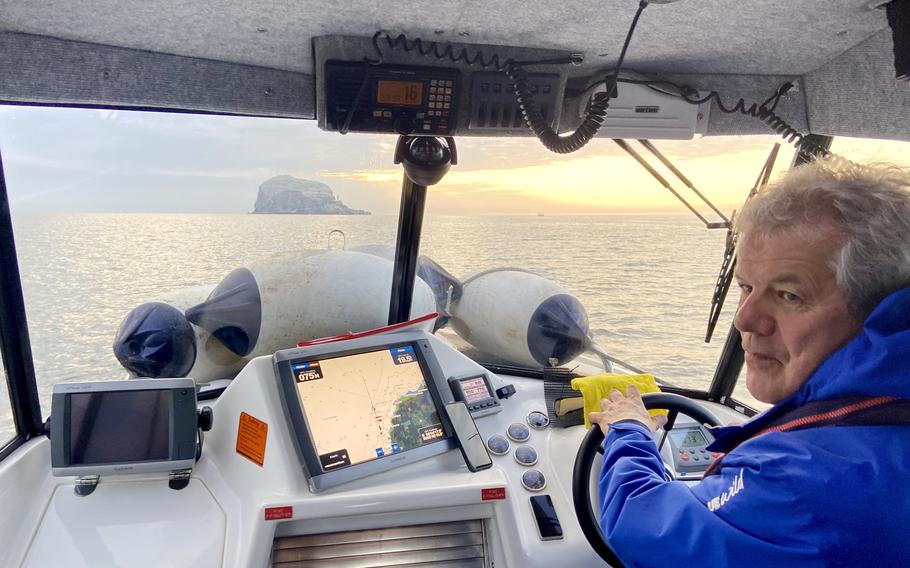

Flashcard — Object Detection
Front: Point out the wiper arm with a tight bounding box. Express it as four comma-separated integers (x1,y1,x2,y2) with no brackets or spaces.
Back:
612,139,730,230
705,143,781,342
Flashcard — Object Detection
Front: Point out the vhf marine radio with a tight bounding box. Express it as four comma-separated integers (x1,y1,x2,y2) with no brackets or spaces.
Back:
324,61,461,136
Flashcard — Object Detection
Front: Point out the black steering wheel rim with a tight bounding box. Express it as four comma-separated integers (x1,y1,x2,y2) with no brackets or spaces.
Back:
572,392,723,567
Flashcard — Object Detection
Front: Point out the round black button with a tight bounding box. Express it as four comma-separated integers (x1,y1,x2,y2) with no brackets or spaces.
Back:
513,445,539,466
507,423,531,442
486,434,510,456
526,411,549,430
521,469,547,492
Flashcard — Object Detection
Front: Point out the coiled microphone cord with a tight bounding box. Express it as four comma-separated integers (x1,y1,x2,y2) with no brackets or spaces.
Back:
682,82,832,158
368,1,650,154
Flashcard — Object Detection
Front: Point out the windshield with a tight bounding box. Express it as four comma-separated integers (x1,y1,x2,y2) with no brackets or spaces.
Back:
2,105,908,439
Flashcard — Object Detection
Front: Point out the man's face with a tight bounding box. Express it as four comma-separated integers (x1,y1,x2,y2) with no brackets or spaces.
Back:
733,227,862,404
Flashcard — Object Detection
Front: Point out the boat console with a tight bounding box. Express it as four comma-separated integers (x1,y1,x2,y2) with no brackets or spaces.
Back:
7,330,741,567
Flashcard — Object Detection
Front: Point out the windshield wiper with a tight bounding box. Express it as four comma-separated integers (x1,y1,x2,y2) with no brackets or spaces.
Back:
705,143,780,342
611,138,788,342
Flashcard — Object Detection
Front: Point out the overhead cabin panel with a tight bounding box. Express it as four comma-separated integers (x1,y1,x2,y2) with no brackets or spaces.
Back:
805,28,910,142
0,32,315,118
0,0,891,77
3,19,909,142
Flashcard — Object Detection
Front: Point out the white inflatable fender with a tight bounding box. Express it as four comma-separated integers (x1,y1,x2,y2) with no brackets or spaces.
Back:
449,269,591,368
113,250,436,382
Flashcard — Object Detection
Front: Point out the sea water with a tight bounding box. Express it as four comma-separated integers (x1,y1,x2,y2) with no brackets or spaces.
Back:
0,213,750,440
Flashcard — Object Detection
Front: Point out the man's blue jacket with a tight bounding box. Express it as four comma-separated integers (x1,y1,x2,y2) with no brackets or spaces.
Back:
599,288,910,567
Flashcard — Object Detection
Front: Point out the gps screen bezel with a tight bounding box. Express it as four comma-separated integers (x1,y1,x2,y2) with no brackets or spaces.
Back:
273,331,457,492
49,378,198,477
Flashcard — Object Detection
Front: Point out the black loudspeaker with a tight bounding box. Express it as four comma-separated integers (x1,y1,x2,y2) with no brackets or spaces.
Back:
887,0,910,80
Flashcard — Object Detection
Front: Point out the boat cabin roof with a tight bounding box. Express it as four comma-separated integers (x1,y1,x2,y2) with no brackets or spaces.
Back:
2,0,909,141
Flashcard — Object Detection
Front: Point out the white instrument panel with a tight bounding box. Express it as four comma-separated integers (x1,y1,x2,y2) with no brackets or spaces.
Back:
13,334,742,567
194,334,607,566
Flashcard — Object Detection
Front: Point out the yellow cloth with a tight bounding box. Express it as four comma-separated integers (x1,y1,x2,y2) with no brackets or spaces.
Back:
571,373,664,429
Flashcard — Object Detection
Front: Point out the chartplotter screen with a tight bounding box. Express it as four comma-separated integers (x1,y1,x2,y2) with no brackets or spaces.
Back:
291,345,445,470
275,332,458,491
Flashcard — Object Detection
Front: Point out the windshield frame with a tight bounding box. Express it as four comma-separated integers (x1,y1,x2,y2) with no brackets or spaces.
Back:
0,149,44,460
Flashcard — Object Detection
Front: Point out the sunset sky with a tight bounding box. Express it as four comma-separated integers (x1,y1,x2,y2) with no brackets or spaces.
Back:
1,106,908,216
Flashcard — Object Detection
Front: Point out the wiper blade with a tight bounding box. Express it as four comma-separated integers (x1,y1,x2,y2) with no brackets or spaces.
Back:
479,362,580,382
705,143,781,342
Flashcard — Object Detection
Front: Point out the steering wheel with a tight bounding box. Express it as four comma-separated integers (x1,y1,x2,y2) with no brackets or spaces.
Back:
572,392,723,567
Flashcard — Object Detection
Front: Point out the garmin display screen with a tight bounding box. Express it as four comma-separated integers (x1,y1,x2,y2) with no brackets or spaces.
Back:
69,390,170,464
290,344,444,472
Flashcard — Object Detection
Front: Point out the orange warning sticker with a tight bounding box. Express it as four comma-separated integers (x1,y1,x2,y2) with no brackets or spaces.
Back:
236,412,268,467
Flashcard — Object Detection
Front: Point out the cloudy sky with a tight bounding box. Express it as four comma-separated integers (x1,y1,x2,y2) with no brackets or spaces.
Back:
1,105,907,216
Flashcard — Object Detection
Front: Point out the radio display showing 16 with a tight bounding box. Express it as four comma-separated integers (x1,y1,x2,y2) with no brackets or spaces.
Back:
376,80,423,107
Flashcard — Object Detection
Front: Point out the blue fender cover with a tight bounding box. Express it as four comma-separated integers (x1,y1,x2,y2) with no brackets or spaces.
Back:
185,267,262,356
527,293,589,366
113,302,196,378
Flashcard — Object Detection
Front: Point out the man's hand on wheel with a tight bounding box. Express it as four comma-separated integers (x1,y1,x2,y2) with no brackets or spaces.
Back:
589,385,668,435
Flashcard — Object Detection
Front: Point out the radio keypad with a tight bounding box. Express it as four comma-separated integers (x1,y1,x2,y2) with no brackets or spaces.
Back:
428,80,453,117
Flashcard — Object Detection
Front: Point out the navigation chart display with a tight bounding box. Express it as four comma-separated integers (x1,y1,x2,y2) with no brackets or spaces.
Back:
292,345,445,471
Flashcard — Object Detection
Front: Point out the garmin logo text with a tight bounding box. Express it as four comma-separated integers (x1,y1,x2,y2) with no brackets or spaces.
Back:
707,468,745,512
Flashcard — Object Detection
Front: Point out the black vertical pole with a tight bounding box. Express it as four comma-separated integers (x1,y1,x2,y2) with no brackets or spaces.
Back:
706,327,744,404
0,147,43,440
886,0,910,81
388,176,428,325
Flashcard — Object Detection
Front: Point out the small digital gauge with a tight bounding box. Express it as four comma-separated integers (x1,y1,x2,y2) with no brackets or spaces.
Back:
514,445,539,467
507,422,531,443
677,429,708,448
521,469,547,492
666,425,717,479
376,80,423,107
486,434,511,456
449,373,501,417
527,410,549,430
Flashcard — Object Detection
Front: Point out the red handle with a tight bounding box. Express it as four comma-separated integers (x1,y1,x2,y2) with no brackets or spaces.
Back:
296,312,438,347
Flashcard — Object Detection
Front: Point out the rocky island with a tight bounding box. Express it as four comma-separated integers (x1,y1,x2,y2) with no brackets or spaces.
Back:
252,175,370,215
